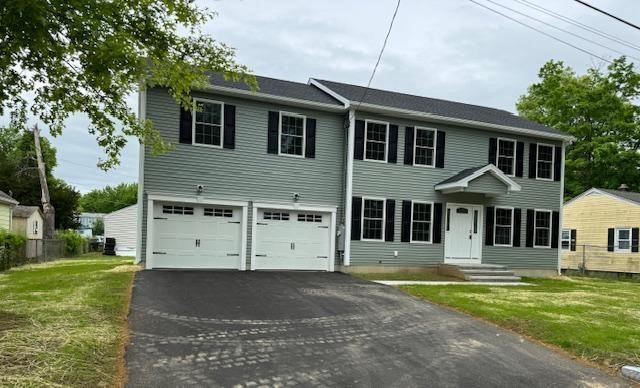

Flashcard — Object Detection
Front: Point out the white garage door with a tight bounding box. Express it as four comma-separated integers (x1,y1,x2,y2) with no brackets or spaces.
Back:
253,209,332,271
151,202,243,269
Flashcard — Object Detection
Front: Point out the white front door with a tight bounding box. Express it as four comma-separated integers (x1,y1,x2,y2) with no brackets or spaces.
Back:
444,204,483,263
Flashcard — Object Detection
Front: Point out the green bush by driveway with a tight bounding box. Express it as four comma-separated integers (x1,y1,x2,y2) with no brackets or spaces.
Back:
402,277,640,369
0,254,137,386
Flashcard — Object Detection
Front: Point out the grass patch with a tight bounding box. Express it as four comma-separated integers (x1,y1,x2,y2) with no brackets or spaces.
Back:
401,277,640,369
0,253,137,387
352,272,461,282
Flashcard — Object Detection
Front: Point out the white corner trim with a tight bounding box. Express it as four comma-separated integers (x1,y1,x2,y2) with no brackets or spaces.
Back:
308,78,351,107
557,143,565,275
344,109,355,266
135,86,146,265
434,164,522,192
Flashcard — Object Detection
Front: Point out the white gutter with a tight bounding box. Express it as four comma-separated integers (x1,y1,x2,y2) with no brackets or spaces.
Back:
557,143,566,276
343,109,356,266
135,86,146,265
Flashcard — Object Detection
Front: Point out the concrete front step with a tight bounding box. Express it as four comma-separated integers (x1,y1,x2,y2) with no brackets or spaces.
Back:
465,275,522,282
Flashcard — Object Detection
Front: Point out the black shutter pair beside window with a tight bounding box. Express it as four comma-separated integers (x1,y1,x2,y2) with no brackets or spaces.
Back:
179,104,236,149
489,138,524,177
524,210,559,248
403,127,446,168
529,143,562,181
484,207,521,246
267,111,317,158
354,120,399,163
608,227,640,252
399,201,442,243
350,197,395,242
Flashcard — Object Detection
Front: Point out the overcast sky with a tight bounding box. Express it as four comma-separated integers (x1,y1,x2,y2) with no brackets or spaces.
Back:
4,0,639,193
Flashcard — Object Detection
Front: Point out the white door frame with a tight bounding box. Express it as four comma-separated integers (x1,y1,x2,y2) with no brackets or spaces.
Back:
146,194,248,270
251,202,337,272
444,202,483,264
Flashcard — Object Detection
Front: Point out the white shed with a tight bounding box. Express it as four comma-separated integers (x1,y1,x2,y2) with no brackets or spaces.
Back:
104,204,137,256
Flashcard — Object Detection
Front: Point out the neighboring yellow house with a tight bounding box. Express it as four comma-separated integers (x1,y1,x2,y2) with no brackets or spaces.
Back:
12,206,44,240
562,187,640,274
0,190,19,231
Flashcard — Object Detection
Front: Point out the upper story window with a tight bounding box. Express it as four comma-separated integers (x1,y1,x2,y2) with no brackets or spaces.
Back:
615,228,631,253
561,229,571,250
365,120,388,162
534,210,552,248
193,99,223,147
494,207,513,246
414,128,436,167
362,198,385,241
536,144,554,180
411,201,433,243
497,138,516,176
279,112,306,157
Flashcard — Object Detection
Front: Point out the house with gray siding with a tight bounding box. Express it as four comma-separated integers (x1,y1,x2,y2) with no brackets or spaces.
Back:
136,73,573,276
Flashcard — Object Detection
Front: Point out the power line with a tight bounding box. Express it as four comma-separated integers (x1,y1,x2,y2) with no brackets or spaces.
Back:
357,0,401,106
58,158,138,180
573,0,640,32
469,0,612,64
482,0,640,62
512,0,640,52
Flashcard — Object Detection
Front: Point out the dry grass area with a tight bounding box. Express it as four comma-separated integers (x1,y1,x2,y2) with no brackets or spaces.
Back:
402,276,640,370
0,254,135,387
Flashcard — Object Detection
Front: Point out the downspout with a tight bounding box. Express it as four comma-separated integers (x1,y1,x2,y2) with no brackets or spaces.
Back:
557,141,567,276
135,86,146,265
343,108,356,266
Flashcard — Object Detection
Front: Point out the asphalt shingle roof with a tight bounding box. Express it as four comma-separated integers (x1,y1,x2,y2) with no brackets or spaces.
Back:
313,79,566,137
0,190,18,205
436,165,488,186
207,73,343,106
13,205,41,218
599,188,640,205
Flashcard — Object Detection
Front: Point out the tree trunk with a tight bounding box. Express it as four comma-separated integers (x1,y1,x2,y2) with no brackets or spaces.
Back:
33,125,55,239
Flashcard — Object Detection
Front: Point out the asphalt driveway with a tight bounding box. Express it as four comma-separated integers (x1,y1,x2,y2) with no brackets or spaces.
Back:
126,271,629,387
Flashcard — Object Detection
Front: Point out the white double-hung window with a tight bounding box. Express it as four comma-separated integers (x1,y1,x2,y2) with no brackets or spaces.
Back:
534,210,552,248
364,120,388,162
496,138,516,176
536,144,554,180
193,99,223,147
615,228,631,253
414,128,436,167
279,112,306,157
494,207,514,246
362,198,385,241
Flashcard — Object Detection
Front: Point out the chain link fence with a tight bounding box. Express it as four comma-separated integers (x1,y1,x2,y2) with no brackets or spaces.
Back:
561,244,640,278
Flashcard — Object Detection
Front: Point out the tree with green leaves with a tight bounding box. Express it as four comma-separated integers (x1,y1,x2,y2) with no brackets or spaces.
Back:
517,57,640,199
79,183,138,214
1,1,256,169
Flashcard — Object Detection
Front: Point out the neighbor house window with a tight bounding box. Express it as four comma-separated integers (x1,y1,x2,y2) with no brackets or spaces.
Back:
494,207,514,246
561,229,571,250
279,112,305,156
615,228,631,253
365,120,388,161
537,144,554,180
411,201,433,243
414,128,436,167
362,198,385,240
534,210,552,248
33,220,38,235
193,99,223,147
497,138,516,176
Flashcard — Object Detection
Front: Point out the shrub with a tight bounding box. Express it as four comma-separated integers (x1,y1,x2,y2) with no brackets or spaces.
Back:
56,229,87,256
0,229,27,271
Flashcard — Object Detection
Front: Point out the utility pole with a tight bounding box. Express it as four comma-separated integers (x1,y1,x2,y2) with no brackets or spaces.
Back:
33,125,55,239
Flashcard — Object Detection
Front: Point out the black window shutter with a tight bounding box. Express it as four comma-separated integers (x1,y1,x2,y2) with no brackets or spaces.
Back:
632,228,639,252
551,211,560,248
179,106,192,144
515,141,524,177
488,138,497,165
513,208,522,247
385,200,395,242
267,111,279,154
404,127,414,165
223,104,236,149
526,209,535,248
607,228,615,252
554,146,562,181
388,125,398,163
351,197,362,241
485,206,495,246
305,118,316,158
401,200,412,242
354,120,365,160
570,229,577,251
436,131,446,168
528,143,537,178
433,203,443,243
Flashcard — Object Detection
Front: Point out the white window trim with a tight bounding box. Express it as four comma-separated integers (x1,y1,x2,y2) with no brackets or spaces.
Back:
278,111,306,158
413,127,437,168
192,97,224,149
533,209,553,249
496,137,517,177
536,143,555,181
561,228,571,251
614,227,632,253
493,206,514,247
410,200,434,244
361,197,386,242
363,119,389,163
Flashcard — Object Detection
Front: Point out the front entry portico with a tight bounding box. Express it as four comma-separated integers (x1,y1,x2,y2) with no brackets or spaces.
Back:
444,203,483,263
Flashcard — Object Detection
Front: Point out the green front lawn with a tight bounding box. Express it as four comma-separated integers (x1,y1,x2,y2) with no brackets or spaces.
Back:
0,254,137,387
402,277,640,369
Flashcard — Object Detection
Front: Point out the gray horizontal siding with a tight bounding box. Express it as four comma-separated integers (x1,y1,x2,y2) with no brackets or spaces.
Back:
351,112,561,269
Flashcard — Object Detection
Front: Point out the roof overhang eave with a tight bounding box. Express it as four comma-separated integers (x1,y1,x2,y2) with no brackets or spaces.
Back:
435,164,522,193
